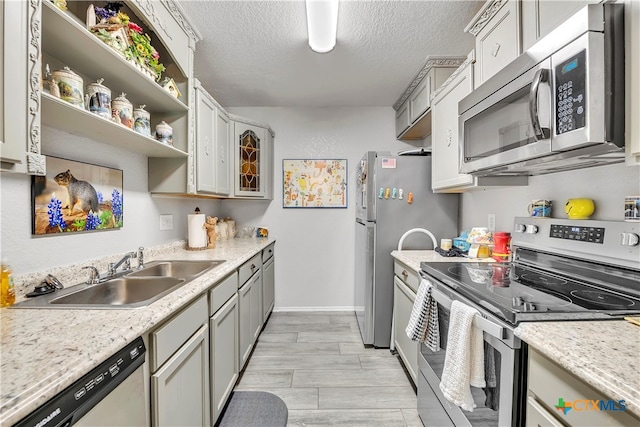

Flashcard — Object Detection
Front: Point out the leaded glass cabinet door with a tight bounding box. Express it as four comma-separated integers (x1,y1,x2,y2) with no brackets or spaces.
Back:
234,122,266,197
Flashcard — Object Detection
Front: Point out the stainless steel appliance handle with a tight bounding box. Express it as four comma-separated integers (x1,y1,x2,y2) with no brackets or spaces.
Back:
529,68,550,140
431,287,505,340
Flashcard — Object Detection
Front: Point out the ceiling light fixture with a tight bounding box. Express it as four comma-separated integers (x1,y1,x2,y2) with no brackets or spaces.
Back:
306,0,339,53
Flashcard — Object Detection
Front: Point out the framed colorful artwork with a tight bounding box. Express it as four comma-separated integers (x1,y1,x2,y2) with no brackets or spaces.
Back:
283,159,347,208
31,156,123,235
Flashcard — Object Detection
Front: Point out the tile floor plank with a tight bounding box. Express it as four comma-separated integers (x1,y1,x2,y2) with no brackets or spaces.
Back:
287,409,409,426
230,312,419,426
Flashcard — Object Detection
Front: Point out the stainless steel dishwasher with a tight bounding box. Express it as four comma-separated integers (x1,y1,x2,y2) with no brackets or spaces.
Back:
14,337,147,427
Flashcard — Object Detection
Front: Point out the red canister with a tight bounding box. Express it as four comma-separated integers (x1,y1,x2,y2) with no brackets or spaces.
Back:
492,232,511,262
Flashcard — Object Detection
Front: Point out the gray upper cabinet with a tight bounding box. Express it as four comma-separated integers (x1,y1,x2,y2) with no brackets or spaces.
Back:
465,0,521,89
232,119,274,199
521,0,600,53
393,56,465,141
195,81,230,196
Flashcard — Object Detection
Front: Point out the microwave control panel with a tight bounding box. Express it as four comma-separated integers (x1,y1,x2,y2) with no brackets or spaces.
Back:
555,49,586,135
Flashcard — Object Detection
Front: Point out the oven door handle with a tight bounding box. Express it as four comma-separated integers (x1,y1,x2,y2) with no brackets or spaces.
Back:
431,287,505,340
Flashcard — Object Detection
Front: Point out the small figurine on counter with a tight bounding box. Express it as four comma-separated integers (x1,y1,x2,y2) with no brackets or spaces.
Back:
204,216,218,248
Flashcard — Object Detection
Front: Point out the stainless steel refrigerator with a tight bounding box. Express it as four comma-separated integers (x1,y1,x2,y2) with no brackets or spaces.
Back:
354,151,458,347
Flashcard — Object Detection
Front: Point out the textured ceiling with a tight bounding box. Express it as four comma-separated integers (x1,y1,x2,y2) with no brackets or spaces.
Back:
179,0,484,107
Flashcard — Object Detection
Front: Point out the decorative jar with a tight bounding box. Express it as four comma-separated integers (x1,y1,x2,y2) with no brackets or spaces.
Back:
133,105,151,137
112,93,133,129
51,66,84,109
155,121,173,145
85,78,111,120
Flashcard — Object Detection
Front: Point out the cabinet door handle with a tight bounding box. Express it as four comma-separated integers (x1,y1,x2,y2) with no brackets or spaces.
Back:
251,264,256,270
402,270,408,278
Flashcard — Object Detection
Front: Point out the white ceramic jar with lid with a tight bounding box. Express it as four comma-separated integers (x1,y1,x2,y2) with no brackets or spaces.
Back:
112,92,133,129
133,104,151,137
51,66,84,108
85,78,111,119
155,121,173,145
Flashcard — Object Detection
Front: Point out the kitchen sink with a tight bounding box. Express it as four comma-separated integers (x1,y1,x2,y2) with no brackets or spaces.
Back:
49,277,184,307
12,259,226,309
129,260,225,278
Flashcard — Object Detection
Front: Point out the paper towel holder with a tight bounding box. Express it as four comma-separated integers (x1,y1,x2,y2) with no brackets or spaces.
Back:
186,207,208,251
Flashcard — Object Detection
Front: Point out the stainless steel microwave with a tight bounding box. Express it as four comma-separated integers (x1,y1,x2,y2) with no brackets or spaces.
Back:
459,3,624,176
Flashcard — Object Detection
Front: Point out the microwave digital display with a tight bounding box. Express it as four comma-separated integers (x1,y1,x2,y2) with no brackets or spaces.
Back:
562,58,578,74
555,50,587,135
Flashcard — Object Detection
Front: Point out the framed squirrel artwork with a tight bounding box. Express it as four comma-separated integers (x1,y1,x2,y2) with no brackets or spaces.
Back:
31,157,123,235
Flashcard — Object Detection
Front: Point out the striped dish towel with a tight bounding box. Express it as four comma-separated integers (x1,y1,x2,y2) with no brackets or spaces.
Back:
405,277,440,352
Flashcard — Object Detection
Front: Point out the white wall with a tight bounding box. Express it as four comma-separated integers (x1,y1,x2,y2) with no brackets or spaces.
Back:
460,163,640,232
0,126,221,273
223,107,417,310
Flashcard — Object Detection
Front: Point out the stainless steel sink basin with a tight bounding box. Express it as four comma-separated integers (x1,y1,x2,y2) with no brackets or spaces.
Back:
12,259,226,309
49,277,184,307
129,260,225,278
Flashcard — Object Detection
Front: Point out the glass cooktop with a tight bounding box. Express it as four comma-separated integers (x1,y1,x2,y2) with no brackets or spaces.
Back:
420,261,640,325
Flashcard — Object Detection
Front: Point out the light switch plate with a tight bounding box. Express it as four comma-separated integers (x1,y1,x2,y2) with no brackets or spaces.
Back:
488,213,496,232
159,214,173,231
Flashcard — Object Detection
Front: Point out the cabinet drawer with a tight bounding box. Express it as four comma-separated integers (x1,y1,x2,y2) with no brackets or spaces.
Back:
239,254,261,286
151,294,208,371
262,243,275,264
528,349,639,427
394,261,420,293
209,272,238,315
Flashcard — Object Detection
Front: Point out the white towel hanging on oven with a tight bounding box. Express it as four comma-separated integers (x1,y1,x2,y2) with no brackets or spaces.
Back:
439,300,486,412
405,278,440,352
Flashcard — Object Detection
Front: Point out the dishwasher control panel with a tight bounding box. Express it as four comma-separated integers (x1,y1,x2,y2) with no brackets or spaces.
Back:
15,337,146,427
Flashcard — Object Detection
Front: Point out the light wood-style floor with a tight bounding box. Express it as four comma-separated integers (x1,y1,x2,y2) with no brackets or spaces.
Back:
234,311,422,426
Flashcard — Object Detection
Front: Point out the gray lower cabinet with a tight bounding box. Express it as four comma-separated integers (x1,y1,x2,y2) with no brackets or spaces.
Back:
210,293,239,424
262,256,275,322
250,271,263,342
238,279,253,369
239,269,263,370
393,276,418,385
150,295,210,427
238,254,263,370
151,324,210,427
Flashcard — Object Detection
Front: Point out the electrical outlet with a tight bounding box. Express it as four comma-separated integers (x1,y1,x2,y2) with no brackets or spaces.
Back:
159,214,173,231
488,213,496,232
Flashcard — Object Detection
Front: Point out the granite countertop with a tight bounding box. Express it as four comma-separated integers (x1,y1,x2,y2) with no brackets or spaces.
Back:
0,238,274,426
390,249,493,271
515,319,640,418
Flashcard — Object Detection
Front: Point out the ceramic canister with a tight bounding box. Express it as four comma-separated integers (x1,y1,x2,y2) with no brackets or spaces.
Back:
133,105,151,137
155,121,173,145
112,92,134,129
85,78,111,120
51,66,84,108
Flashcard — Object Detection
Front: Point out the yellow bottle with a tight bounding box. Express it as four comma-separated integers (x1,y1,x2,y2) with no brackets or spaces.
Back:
1,259,16,307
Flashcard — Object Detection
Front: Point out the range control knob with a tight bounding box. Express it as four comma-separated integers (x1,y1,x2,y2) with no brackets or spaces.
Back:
525,224,539,234
514,224,526,233
620,232,640,246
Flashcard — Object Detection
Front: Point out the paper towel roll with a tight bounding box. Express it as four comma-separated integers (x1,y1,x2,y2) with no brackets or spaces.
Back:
188,213,207,248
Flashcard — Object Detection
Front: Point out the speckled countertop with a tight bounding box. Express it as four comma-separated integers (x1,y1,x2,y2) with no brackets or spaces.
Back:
515,320,640,419
390,250,493,271
0,238,274,426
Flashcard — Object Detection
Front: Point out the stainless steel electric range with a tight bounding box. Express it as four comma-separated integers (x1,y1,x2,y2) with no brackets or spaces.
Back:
417,217,640,427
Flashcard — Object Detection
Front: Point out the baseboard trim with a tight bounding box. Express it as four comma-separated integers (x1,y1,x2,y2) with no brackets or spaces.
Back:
272,306,356,313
